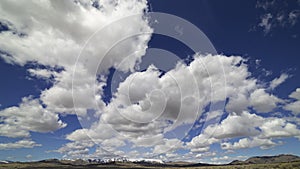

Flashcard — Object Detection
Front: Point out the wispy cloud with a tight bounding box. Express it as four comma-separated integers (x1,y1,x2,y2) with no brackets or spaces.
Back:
255,0,300,35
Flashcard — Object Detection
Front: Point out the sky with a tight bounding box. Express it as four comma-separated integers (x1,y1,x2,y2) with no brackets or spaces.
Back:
0,0,300,164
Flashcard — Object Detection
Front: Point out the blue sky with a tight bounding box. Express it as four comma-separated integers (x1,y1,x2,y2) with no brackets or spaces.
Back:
0,0,300,164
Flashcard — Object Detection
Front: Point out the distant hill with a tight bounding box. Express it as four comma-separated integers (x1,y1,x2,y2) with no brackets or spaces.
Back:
1,154,300,169
39,158,61,163
230,154,300,165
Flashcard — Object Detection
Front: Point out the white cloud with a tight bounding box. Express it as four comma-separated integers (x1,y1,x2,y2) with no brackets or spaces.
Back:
249,88,283,113
270,73,289,89
259,13,273,34
0,124,30,138
209,155,249,164
0,0,152,156
67,54,258,151
187,132,219,152
55,141,94,159
26,154,32,159
221,137,277,150
64,52,294,158
255,0,299,35
256,0,275,10
101,138,125,150
153,138,183,154
131,134,164,148
289,88,300,100
66,129,91,142
66,123,119,142
205,112,263,139
206,110,223,121
211,155,229,162
0,97,66,138
285,88,300,115
1,0,299,160
0,0,152,116
189,111,300,152
288,10,300,26
187,111,263,152
260,118,300,138
27,68,58,80
0,139,41,150
285,101,300,115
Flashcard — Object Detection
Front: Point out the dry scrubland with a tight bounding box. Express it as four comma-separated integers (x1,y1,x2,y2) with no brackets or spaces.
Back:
0,161,300,169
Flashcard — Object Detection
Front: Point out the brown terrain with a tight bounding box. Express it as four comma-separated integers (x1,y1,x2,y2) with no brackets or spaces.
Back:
0,154,300,169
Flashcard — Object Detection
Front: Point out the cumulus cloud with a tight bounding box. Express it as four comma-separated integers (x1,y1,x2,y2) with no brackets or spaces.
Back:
62,52,295,158
260,118,300,138
54,141,94,159
221,137,277,150
0,0,152,154
0,139,41,150
0,96,66,138
188,111,300,152
0,0,152,115
27,68,58,80
153,138,183,154
187,111,262,152
0,0,299,160
63,54,257,154
289,88,300,100
249,88,283,113
285,88,300,115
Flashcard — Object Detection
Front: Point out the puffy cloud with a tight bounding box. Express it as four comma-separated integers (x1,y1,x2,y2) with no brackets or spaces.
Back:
65,54,254,150
1,0,299,160
0,0,151,67
66,123,118,142
55,141,94,159
153,138,183,154
0,124,30,138
0,0,152,157
287,101,300,114
131,134,164,148
0,0,152,115
221,137,277,150
0,139,41,150
187,111,262,152
204,112,263,139
101,138,125,150
285,88,300,115
189,111,300,152
187,132,219,152
66,129,91,142
289,88,300,100
206,110,223,121
27,68,58,80
249,88,283,113
0,97,66,138
260,118,300,138
65,52,294,158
